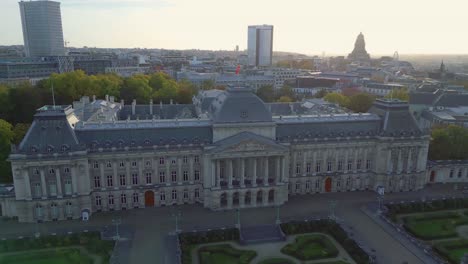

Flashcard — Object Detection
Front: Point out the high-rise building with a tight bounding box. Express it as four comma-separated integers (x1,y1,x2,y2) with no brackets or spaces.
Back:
19,0,66,57
248,25,273,67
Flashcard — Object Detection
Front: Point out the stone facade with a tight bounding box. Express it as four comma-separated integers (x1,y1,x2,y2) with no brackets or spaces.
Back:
5,87,430,222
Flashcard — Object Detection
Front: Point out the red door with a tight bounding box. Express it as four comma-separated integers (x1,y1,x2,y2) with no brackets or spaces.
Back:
430,171,436,182
325,178,332,192
145,191,155,207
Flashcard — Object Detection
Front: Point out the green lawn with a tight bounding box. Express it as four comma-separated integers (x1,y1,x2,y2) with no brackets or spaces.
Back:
403,212,468,240
257,258,295,264
0,248,92,264
198,244,256,264
281,234,338,261
434,239,468,264
315,262,349,264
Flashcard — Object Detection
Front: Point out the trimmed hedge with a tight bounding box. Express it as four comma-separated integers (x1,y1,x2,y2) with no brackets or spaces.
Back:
434,239,468,264
386,198,468,220
198,244,256,264
178,228,240,264
0,232,114,263
281,234,338,260
402,213,468,240
280,220,370,264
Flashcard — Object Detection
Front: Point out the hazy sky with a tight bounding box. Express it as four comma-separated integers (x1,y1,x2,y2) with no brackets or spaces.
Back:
1,0,467,55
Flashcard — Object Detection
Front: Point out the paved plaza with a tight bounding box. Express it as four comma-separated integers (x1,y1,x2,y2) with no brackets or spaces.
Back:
0,183,465,264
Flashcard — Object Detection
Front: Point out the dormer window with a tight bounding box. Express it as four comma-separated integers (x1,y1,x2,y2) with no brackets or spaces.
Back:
30,146,38,153
130,141,136,147
61,145,69,152
49,168,55,174
33,169,40,175
64,167,70,173
46,145,54,153
144,139,151,145
240,110,248,119
105,141,112,148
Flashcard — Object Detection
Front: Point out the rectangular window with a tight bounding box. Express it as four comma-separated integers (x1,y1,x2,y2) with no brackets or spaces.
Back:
315,180,320,189
458,169,462,178
194,170,200,181
327,161,332,172
108,195,114,205
172,190,177,200
159,157,165,165
145,160,151,167
171,171,177,182
306,163,311,173
95,196,101,206
132,173,138,185
316,161,321,173
160,192,166,201
306,181,310,190
120,174,126,186
107,175,113,187
183,156,188,164
366,160,372,170
146,172,152,184
64,180,72,195
183,190,189,199
49,182,57,196
296,163,301,174
159,171,166,183
357,159,362,170
131,161,137,167
171,159,176,164
133,193,139,203
64,167,70,173
121,194,127,204
183,171,189,182
94,176,101,188
93,162,99,169
347,160,353,171
295,182,300,191
338,160,343,171
337,179,341,187
194,156,200,163
34,183,41,197
450,169,454,178
119,161,125,168
106,162,112,168
195,188,200,198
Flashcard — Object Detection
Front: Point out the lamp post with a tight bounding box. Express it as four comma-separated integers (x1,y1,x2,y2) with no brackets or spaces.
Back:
112,218,121,240
275,205,281,225
172,209,182,233
235,209,241,229
328,200,337,220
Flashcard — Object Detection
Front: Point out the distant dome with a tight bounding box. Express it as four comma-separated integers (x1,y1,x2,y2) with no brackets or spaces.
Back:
211,87,272,123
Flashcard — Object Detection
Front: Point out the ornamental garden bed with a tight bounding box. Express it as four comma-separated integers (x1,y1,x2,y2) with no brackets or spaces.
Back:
280,234,338,261
385,198,468,264
0,232,114,264
198,244,256,264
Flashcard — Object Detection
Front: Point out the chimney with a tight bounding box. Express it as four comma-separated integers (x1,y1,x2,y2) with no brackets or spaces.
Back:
150,99,153,115
105,94,109,102
92,95,96,102
132,99,136,115
109,96,115,103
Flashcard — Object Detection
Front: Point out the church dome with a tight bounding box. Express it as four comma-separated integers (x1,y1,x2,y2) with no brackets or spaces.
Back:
210,86,273,123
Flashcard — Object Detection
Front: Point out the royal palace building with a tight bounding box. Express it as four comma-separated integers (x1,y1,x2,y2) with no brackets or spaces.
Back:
3,87,430,222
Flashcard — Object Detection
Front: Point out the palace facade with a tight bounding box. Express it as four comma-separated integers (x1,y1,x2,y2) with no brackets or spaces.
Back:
4,87,430,222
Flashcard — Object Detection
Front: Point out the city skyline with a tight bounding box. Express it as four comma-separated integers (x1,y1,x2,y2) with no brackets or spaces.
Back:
1,0,468,55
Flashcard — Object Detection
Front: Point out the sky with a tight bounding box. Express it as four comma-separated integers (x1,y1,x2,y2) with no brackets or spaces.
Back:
1,0,468,55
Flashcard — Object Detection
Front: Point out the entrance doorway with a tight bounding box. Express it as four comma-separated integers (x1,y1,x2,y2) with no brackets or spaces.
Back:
430,171,436,182
145,191,155,207
325,178,332,192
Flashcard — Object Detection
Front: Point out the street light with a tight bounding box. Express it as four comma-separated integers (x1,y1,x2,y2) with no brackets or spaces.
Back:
329,200,337,220
111,218,121,241
235,209,241,229
275,205,281,225
171,209,182,233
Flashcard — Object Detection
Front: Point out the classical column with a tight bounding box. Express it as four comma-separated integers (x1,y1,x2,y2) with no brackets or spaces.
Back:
177,157,182,184
387,148,392,173
71,166,78,195
281,156,286,183
397,148,402,173
313,151,318,175
126,160,131,187
216,160,221,187
363,148,368,171
165,158,170,184
353,148,358,172
227,159,233,188
227,192,233,209
153,158,159,183
113,161,118,188
292,152,297,177
241,158,245,187
23,169,32,199
344,149,349,173
252,158,257,187
239,192,245,207
302,152,307,176
99,161,105,190
264,157,269,186
138,160,144,185
55,168,63,198
406,148,412,172
189,156,194,183
40,168,47,198
211,160,216,187
275,156,281,184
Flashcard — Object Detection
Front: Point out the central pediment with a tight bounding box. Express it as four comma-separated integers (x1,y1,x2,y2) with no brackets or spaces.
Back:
207,132,287,154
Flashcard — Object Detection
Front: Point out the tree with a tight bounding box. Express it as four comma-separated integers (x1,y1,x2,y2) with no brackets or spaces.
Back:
385,88,409,101
177,80,197,104
120,75,152,103
347,93,375,113
0,119,13,183
12,123,31,145
429,125,468,160
314,89,328,98
324,92,349,107
256,85,275,102
8,82,47,124
277,85,295,101
278,96,293,103
0,85,13,122
201,79,215,90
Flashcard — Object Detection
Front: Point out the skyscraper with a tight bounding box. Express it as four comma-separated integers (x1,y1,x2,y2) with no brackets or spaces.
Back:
19,0,65,57
248,25,273,67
